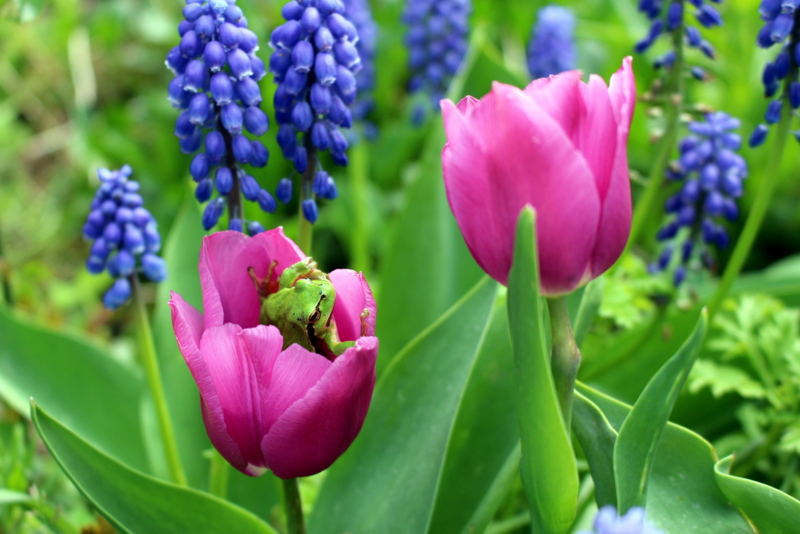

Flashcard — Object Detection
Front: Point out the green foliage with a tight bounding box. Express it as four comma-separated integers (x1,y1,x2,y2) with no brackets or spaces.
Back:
598,254,670,331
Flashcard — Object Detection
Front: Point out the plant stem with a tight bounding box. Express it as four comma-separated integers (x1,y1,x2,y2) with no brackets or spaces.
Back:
707,95,793,321
130,275,187,486
208,448,229,499
0,218,11,307
350,141,370,275
627,12,685,249
219,116,243,227
281,477,306,534
297,138,316,255
547,296,581,431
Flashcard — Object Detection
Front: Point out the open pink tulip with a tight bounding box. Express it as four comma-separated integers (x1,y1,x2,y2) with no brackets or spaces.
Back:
169,229,378,479
441,57,636,295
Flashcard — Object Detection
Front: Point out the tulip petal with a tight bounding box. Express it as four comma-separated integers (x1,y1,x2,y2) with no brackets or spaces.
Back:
199,229,304,330
169,292,249,474
260,344,332,434
442,82,601,294
522,69,585,138
200,323,275,469
608,57,636,135
261,337,378,478
328,269,377,341
456,95,481,114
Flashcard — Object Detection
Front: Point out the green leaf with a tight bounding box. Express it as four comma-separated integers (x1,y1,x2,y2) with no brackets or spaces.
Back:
714,456,800,533
687,359,767,400
0,489,30,505
572,392,618,508
579,384,753,533
375,29,528,373
31,401,277,534
151,198,281,520
574,277,605,347
507,207,578,534
0,307,147,472
310,277,509,534
614,310,707,511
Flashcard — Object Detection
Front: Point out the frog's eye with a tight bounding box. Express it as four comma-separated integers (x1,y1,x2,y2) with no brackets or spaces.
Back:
308,310,321,324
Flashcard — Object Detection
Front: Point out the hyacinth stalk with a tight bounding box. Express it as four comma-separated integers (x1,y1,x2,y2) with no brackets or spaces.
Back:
526,5,577,80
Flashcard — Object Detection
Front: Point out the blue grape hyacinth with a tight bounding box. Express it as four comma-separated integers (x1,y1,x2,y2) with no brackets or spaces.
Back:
578,506,664,534
635,0,722,78
527,5,577,80
402,0,472,123
650,112,748,285
269,0,362,222
83,166,167,310
344,0,378,139
166,0,273,233
750,0,800,147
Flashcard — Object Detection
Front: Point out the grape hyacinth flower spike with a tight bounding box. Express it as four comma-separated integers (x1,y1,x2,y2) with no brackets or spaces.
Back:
269,0,363,224
166,0,274,234
650,112,748,285
343,0,379,140
403,0,472,124
578,506,664,534
635,0,722,80
83,166,167,310
527,5,577,80
750,0,800,146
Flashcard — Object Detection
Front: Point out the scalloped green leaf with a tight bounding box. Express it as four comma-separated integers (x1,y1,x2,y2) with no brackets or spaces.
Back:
614,310,708,511
31,401,277,534
507,207,578,534
715,455,800,534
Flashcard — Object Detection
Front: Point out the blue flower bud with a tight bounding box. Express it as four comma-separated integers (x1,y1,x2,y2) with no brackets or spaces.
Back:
311,121,331,150
270,49,293,77
236,77,262,107
301,7,322,33
258,189,277,213
284,68,309,94
696,4,723,28
168,76,193,109
227,49,253,80
765,100,783,124
204,41,227,73
685,26,702,46
311,83,333,114
276,178,293,204
224,4,243,23
180,31,204,59
195,15,216,39
240,173,260,201
673,266,686,286
142,253,168,283
103,222,123,249
195,178,214,202
220,22,243,49
330,128,348,155
215,167,234,195
221,102,243,133
791,82,800,109
190,153,210,181
292,40,315,72
278,20,304,48
771,12,794,42
247,221,266,235
775,51,791,79
202,197,225,230
180,128,203,153
292,101,314,131
210,72,234,105
166,46,189,74
302,198,319,223
666,2,682,31
250,140,269,168
110,249,137,278
132,207,152,227
282,1,304,20
229,217,244,232
205,131,226,161
294,145,308,173
334,40,361,70
232,134,253,163
749,124,769,147
315,26,335,51
183,3,205,22
86,255,106,275
240,29,259,55
188,92,211,124
103,278,131,310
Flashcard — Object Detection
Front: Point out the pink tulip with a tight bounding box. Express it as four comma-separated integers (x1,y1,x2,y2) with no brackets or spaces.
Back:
441,57,636,295
169,229,378,479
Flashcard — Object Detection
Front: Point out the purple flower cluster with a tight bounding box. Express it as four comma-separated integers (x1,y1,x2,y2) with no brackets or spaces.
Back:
578,506,664,534
651,112,747,285
344,0,379,139
750,0,800,147
166,0,273,233
635,0,722,79
83,166,167,310
527,5,577,80
402,0,472,123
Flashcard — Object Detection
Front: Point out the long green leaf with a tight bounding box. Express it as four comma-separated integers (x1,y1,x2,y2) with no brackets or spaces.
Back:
614,310,708,511
0,307,147,472
31,401,277,534
507,207,578,534
572,392,618,508
309,277,500,534
579,384,753,533
714,455,800,534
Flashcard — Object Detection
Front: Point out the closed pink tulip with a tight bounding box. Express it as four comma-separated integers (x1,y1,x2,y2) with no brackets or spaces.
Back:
441,57,636,295
169,229,378,479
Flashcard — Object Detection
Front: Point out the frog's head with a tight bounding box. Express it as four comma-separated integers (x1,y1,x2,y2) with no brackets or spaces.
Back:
292,277,337,339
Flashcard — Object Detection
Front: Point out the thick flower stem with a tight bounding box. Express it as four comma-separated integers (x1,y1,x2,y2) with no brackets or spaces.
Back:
707,96,793,321
297,139,316,255
208,449,229,499
130,275,187,486
0,219,11,306
627,14,685,249
350,141,370,275
546,296,581,431
219,115,244,227
282,477,306,534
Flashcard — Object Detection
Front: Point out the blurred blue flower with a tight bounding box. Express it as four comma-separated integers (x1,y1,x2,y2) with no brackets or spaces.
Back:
270,0,362,222
402,0,472,123
578,506,664,534
651,112,748,285
750,0,800,146
527,5,577,80
344,0,378,139
83,166,168,310
166,0,273,232
635,0,721,73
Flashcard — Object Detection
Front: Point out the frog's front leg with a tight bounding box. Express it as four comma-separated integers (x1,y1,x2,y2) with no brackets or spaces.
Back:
330,340,356,357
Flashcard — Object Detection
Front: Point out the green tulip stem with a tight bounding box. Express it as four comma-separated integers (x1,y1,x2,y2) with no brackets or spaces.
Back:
208,448,229,499
350,141,370,275
628,18,686,249
297,139,316,255
707,94,793,321
0,218,11,307
547,296,581,431
130,275,187,487
282,477,306,534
